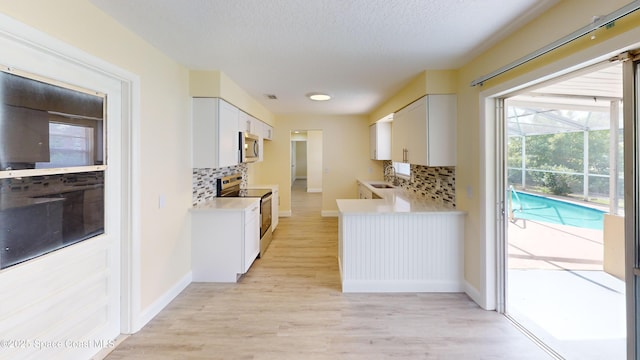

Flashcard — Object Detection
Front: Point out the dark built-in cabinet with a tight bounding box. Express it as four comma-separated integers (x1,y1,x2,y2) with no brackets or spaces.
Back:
0,174,105,269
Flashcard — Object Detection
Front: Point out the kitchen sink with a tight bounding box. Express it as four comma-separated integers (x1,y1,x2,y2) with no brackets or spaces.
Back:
370,183,395,189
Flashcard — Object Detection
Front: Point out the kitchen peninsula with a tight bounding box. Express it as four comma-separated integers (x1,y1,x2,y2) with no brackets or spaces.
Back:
337,180,465,293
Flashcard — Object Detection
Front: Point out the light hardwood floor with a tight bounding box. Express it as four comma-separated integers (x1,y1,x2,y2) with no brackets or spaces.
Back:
105,180,551,359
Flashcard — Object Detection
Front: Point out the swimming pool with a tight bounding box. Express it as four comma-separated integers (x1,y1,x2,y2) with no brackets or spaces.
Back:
510,191,605,230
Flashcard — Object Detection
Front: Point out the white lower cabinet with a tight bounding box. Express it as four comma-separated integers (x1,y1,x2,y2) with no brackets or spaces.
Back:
243,203,260,271
338,211,464,293
191,200,260,282
358,183,372,199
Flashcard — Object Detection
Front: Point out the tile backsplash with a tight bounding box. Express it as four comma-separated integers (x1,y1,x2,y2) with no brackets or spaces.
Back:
192,164,247,205
383,161,456,206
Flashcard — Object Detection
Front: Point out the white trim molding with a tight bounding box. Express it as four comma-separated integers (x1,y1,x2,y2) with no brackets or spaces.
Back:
321,210,339,217
464,281,484,309
279,210,292,217
137,272,192,331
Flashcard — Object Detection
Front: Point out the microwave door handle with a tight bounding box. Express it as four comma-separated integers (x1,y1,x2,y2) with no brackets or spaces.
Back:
238,131,244,163
254,141,259,157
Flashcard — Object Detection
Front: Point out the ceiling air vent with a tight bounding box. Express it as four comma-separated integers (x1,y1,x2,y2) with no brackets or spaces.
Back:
265,94,277,100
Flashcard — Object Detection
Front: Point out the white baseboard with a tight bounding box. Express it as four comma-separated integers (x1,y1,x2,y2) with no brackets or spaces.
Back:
279,210,292,217
137,271,192,330
464,280,489,309
321,210,339,217
307,188,322,193
342,280,464,293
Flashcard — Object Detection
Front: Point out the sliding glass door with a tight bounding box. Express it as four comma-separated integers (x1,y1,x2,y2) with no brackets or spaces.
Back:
624,54,639,360
498,59,632,359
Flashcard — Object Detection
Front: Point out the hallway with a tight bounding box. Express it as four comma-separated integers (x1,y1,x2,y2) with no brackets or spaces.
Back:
105,180,551,359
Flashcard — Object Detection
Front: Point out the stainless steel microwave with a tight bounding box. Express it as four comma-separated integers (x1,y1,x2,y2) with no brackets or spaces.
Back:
240,132,259,163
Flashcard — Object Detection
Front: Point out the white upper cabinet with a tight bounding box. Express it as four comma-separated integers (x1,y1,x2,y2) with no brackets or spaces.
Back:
391,94,456,167
239,111,273,141
263,123,273,140
256,120,273,141
370,119,391,160
391,102,410,163
192,97,240,168
238,111,255,133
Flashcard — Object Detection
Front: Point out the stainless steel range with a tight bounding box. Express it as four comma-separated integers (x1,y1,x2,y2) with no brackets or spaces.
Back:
217,174,273,256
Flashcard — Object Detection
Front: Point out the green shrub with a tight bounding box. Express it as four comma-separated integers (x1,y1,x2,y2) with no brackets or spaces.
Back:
542,166,578,196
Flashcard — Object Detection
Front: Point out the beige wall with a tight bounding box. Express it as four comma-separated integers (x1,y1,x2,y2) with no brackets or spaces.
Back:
307,130,323,192
256,114,383,215
295,141,307,178
0,0,193,311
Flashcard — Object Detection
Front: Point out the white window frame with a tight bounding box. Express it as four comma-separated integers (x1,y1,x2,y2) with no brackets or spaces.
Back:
392,161,411,179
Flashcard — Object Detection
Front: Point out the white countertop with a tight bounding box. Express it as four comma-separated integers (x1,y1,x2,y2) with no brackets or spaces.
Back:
191,197,259,212
336,179,464,215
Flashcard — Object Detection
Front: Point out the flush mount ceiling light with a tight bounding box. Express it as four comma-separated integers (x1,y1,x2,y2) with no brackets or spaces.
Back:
307,92,331,101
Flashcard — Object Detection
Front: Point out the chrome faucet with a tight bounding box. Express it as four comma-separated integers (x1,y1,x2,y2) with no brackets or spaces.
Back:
384,165,399,186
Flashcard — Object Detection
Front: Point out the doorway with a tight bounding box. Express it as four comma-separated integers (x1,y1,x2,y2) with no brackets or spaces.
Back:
499,62,627,359
290,130,323,215
290,130,323,192
291,135,307,188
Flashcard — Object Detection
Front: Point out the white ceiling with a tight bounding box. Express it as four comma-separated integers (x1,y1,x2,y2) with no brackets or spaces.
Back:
89,0,560,115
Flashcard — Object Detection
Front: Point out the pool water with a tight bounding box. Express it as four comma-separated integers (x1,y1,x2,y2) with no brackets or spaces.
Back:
510,191,605,230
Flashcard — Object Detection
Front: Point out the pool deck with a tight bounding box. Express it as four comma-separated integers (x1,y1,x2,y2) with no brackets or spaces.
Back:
507,218,626,359
508,218,603,270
